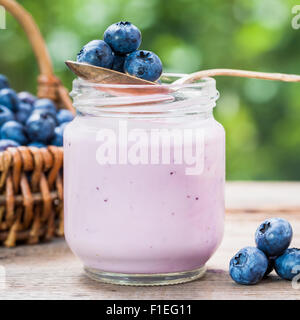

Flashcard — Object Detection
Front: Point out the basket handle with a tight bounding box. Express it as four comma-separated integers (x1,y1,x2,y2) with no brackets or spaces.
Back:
0,0,75,113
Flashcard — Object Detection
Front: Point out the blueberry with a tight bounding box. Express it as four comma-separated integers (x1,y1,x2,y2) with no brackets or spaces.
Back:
0,120,28,145
0,88,20,112
15,102,32,124
229,247,268,285
77,40,114,68
18,91,37,105
33,98,57,117
264,257,275,278
255,218,293,257
0,75,10,90
50,122,68,146
104,21,141,54
28,142,47,148
50,127,63,146
124,50,163,82
56,109,74,125
26,112,55,143
275,248,300,280
0,139,20,151
0,105,14,128
112,54,127,72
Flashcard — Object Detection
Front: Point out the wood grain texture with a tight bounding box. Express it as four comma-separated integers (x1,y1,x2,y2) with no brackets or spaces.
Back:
0,182,299,300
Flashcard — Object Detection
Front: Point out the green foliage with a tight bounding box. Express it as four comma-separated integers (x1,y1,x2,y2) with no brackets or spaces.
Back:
1,0,300,180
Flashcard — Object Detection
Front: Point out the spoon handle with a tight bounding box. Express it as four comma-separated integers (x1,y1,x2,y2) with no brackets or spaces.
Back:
175,68,300,85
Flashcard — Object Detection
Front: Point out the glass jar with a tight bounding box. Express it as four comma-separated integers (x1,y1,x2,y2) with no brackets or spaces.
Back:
64,74,225,286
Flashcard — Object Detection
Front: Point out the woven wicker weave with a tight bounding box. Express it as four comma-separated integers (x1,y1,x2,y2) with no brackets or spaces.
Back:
0,0,75,247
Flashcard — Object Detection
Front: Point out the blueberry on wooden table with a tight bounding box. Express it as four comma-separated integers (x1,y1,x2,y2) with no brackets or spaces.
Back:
275,248,300,280
229,247,268,285
124,50,163,82
255,218,293,257
77,40,114,69
104,21,141,54
264,257,275,278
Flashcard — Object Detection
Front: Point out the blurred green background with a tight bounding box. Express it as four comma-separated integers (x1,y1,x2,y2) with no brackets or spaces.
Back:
0,0,300,180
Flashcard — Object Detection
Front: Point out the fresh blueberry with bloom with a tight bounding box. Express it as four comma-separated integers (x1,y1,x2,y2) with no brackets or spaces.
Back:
104,21,141,54
50,122,68,147
124,50,163,82
26,112,55,143
0,105,14,128
0,120,28,145
255,218,293,257
0,139,20,151
33,98,57,118
50,127,63,146
274,248,300,280
28,142,47,148
111,54,127,72
56,109,74,125
0,88,20,112
229,247,268,285
0,75,10,90
77,40,114,68
18,91,37,105
15,102,32,124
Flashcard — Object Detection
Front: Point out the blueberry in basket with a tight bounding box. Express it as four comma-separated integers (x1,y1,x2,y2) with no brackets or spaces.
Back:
15,102,32,124
75,21,163,82
0,75,10,90
0,105,14,127
50,122,68,147
0,88,20,112
33,98,57,120
0,74,74,150
0,120,28,145
0,139,20,151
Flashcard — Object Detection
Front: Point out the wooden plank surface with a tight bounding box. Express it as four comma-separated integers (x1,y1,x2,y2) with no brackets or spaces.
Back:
0,182,299,300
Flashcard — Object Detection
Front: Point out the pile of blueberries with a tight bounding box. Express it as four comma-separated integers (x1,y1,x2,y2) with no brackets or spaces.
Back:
0,74,74,151
230,217,300,285
77,21,163,82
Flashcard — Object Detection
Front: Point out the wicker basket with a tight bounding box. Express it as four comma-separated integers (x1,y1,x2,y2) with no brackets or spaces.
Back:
0,0,75,247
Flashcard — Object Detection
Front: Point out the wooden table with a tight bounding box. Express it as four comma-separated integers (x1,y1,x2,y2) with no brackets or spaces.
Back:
0,182,299,300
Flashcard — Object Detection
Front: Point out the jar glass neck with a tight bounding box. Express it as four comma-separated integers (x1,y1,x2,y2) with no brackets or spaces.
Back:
70,74,219,118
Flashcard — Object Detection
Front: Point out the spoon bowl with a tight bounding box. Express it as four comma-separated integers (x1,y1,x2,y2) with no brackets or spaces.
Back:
65,60,155,85
65,60,170,96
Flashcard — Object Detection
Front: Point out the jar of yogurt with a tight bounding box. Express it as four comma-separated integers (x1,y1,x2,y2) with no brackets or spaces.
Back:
64,75,225,285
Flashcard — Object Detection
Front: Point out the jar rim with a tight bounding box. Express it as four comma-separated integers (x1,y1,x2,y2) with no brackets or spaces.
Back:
71,73,219,118
74,73,216,90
